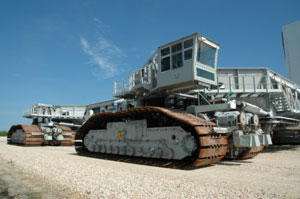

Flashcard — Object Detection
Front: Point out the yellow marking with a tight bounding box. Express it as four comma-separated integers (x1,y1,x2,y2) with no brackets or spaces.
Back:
118,130,123,139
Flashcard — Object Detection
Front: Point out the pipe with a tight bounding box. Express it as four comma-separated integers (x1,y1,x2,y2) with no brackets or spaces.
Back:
59,122,81,128
237,101,269,116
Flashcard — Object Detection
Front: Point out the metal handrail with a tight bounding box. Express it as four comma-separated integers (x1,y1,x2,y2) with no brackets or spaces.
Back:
216,74,300,111
113,78,129,96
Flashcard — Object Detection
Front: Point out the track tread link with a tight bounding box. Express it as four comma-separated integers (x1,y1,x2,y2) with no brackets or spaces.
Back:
239,146,264,159
57,125,75,146
75,106,228,169
8,124,74,146
8,124,43,146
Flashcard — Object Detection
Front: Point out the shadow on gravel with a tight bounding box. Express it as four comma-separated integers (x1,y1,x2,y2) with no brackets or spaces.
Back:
217,159,254,166
70,152,255,170
0,182,14,199
69,152,220,170
0,157,81,199
261,145,300,153
217,162,241,166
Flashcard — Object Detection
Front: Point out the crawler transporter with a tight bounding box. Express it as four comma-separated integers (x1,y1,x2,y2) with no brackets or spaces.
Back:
75,33,272,168
8,104,86,146
212,68,300,144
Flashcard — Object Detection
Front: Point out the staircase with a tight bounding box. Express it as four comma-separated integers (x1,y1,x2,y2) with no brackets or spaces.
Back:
271,95,291,112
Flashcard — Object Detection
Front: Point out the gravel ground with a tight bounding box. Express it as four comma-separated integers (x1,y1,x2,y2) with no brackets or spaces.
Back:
0,155,80,199
0,137,299,199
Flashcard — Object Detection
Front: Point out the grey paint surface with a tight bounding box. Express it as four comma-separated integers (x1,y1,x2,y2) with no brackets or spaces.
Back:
282,20,300,85
83,120,197,160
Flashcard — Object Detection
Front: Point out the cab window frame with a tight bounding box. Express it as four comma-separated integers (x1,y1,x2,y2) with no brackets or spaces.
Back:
197,42,217,68
160,46,171,72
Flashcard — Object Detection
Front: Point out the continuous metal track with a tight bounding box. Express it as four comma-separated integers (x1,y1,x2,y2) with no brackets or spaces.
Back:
8,125,44,146
75,106,228,169
238,146,264,159
272,131,300,145
7,124,74,146
57,125,75,146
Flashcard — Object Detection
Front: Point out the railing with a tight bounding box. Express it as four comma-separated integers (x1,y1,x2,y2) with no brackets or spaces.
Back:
113,78,130,96
23,105,86,119
215,74,300,113
113,66,153,96
23,109,34,117
216,74,281,93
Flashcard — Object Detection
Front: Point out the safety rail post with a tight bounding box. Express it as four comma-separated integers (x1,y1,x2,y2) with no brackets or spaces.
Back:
266,75,269,93
129,75,132,90
234,75,238,90
229,76,232,92
148,66,151,84
242,76,245,92
122,79,126,94
296,91,299,109
253,76,256,93
113,81,117,95
217,76,219,93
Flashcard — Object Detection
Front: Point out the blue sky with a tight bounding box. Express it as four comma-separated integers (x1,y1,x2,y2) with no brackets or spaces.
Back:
0,0,299,130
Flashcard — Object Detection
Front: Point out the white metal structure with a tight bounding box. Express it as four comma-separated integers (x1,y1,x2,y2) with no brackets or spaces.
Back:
113,33,219,98
198,67,300,144
23,104,87,128
282,20,300,85
23,104,86,120
78,33,272,162
209,67,300,119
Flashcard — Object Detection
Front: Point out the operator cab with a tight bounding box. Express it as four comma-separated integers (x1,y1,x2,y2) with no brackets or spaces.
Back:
157,33,219,91
113,33,219,98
